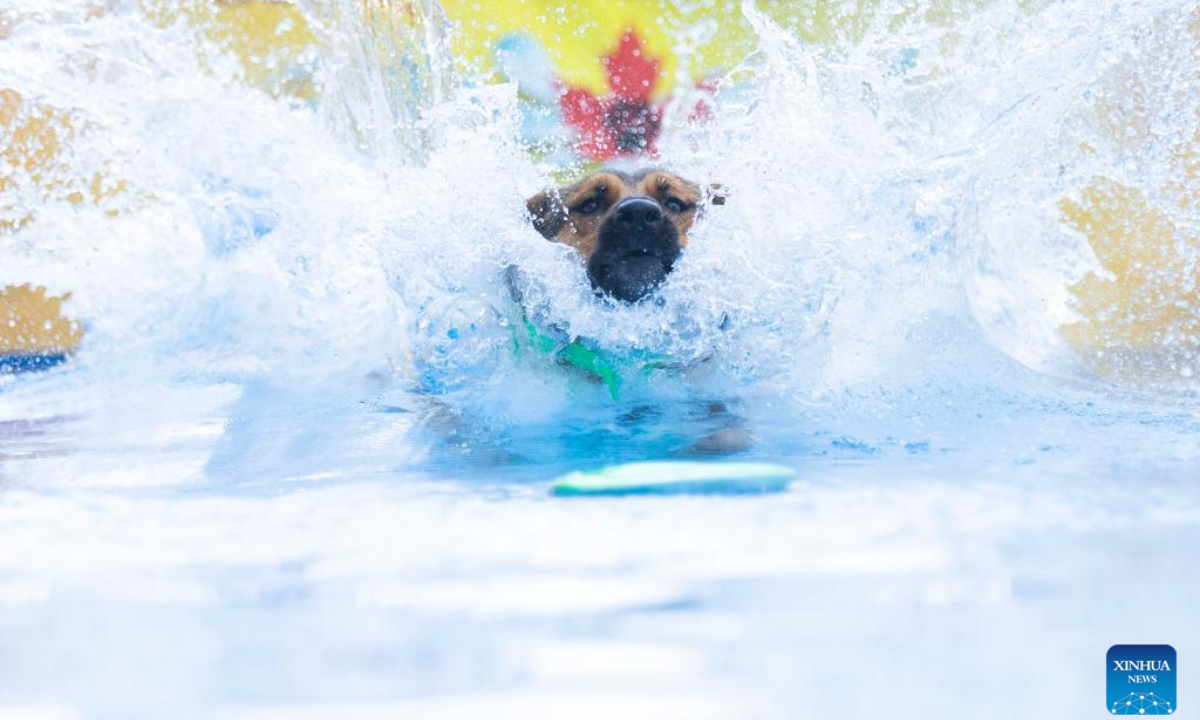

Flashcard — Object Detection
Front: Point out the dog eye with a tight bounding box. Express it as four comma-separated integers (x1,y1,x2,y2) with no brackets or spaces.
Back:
575,199,601,214
665,197,688,213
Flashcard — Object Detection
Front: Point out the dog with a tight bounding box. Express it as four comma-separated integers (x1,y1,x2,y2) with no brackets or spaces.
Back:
525,167,722,303
408,167,747,465
519,167,748,455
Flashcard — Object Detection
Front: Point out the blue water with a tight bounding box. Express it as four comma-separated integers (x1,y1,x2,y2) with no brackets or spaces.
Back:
2,0,1200,718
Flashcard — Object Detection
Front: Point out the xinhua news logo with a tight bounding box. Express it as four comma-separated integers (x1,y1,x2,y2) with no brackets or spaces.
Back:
1108,645,1176,715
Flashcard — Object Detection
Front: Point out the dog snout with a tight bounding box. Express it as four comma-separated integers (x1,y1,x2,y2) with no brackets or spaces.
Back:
614,197,663,230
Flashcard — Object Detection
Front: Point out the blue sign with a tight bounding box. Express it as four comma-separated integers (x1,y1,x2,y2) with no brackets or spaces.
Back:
1108,645,1176,715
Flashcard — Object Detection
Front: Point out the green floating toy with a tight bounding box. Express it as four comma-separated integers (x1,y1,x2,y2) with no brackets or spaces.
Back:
551,461,796,497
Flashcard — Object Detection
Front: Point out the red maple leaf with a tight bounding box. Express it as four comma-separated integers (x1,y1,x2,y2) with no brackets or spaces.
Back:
558,28,665,160
559,87,613,159
602,29,661,102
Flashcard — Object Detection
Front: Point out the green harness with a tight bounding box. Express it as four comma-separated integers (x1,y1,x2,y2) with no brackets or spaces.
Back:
513,313,681,400
503,265,720,400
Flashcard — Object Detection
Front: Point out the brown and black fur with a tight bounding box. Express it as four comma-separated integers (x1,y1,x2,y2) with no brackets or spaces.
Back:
521,168,748,453
526,168,722,303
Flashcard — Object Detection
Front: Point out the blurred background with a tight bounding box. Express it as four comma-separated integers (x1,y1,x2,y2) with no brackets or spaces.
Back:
4,1,1198,387
2,2,1199,719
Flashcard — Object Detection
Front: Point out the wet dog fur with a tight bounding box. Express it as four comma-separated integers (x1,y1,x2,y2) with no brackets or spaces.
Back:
409,168,748,467
521,168,749,455
526,168,721,303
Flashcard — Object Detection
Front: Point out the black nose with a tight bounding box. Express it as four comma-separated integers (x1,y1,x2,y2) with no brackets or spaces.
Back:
614,197,662,229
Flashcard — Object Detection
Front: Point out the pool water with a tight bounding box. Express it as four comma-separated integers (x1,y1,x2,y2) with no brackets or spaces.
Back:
2,0,1199,718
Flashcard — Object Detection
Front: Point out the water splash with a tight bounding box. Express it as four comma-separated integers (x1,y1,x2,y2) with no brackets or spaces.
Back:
2,0,1199,435
6,6,1200,717
299,0,459,168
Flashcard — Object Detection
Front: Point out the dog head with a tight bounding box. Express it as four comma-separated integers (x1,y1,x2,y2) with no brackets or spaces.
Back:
526,168,719,303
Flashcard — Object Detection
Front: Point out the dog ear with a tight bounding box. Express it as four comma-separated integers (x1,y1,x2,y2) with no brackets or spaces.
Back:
705,183,727,206
526,189,568,239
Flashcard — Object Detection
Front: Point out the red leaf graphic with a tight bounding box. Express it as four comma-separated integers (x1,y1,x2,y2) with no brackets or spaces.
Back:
556,29,667,160
559,87,617,158
602,29,660,102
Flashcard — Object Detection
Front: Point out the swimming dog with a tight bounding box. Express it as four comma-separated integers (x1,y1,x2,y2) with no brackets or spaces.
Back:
520,168,747,454
525,168,721,303
411,168,747,464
